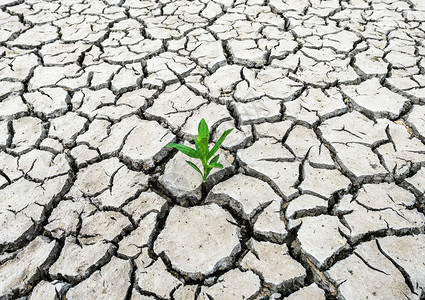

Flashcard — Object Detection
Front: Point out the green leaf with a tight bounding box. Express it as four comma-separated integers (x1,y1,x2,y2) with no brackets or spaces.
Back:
198,137,209,161
209,162,223,169
205,165,214,178
186,161,203,177
166,143,200,159
209,154,219,164
207,128,233,160
197,118,209,141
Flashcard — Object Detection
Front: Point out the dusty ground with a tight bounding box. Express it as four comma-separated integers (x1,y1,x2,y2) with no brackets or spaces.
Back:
0,0,425,299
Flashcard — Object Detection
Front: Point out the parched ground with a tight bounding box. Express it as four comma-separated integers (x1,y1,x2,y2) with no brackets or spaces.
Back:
0,0,425,299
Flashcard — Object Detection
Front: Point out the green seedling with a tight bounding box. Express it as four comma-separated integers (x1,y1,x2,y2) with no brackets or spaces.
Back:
166,118,233,184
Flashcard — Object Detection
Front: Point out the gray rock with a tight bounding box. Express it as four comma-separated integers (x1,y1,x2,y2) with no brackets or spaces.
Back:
49,238,115,282
241,239,306,290
407,105,425,138
0,237,57,297
67,257,131,299
122,190,168,223
79,211,132,245
336,184,425,242
327,240,417,300
233,97,281,125
283,284,325,300
342,78,408,118
300,164,350,198
11,116,43,153
28,280,69,300
136,258,182,299
118,212,158,257
237,138,299,197
377,234,425,295
120,118,176,170
154,204,241,280
207,173,280,219
199,269,261,300
294,215,349,269
284,88,347,125
49,112,87,146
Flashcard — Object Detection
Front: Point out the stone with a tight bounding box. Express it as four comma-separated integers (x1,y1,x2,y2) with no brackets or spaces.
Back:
377,234,425,295
294,215,348,269
254,121,292,140
79,211,132,245
49,238,115,282
0,237,57,297
120,118,176,170
9,24,58,47
335,184,425,242
136,259,182,299
29,280,69,300
406,168,425,194
207,173,280,219
285,194,328,220
407,105,425,138
49,112,87,146
284,88,347,125
285,125,334,167
283,284,326,300
237,138,299,197
154,204,241,280
92,166,149,208
66,257,131,299
327,240,416,300
300,164,350,198
342,78,408,118
241,239,306,289
199,269,261,300
145,84,207,128
11,116,43,153
69,158,123,197
233,97,281,125
118,212,158,257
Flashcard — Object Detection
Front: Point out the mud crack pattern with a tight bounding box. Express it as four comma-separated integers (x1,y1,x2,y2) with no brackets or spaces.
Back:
0,0,425,299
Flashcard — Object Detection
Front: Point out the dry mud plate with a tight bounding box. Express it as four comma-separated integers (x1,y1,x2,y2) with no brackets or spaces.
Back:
1,0,425,299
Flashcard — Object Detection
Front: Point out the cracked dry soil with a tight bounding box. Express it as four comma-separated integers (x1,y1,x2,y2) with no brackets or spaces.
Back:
0,0,425,299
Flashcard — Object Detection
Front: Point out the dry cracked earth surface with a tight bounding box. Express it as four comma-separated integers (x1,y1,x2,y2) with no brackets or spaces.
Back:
0,0,425,299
